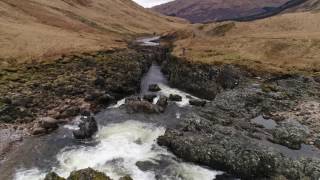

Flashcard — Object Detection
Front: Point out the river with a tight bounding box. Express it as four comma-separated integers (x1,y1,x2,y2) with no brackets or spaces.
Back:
0,37,225,180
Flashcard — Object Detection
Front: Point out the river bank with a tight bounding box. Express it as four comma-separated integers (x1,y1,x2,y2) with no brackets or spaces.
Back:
0,45,163,162
156,38,320,179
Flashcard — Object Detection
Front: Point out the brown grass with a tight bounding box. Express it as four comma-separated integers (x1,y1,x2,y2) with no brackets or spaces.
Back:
0,0,186,63
171,11,320,74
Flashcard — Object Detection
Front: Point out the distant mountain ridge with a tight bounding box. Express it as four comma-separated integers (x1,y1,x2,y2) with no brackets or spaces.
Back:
153,0,309,23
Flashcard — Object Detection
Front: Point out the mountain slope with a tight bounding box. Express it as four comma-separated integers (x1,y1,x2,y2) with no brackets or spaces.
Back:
0,0,185,62
153,0,290,23
169,9,320,74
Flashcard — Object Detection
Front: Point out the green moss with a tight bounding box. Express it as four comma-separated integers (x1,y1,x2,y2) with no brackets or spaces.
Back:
67,168,111,180
44,172,66,180
262,84,279,93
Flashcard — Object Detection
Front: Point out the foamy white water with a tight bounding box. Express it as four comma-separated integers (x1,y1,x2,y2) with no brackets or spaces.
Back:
15,121,222,180
110,83,202,108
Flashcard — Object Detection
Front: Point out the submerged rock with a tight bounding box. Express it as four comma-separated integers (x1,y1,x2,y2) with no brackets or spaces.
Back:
169,94,182,102
143,94,157,102
73,114,98,139
148,84,161,92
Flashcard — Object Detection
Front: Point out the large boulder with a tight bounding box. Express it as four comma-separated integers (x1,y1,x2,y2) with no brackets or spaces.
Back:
148,84,161,92
73,114,98,139
169,94,182,102
125,98,163,114
156,95,168,109
270,121,309,150
40,117,59,129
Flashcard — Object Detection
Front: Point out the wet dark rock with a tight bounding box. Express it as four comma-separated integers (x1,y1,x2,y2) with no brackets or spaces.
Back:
148,84,161,92
59,107,80,119
215,173,237,180
136,161,158,171
94,76,106,87
73,115,98,139
125,98,163,114
159,57,242,100
156,95,168,108
85,91,104,102
31,127,46,135
67,168,111,180
143,94,157,102
44,172,65,180
313,75,320,83
315,138,320,149
97,94,114,105
270,121,309,150
40,117,59,129
189,99,206,107
0,97,12,104
216,65,240,89
169,94,182,102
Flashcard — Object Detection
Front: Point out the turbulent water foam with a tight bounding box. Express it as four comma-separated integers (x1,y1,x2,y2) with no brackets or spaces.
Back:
15,121,222,180
110,83,201,108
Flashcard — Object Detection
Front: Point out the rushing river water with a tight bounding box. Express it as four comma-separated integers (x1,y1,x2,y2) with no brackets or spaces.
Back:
0,37,224,180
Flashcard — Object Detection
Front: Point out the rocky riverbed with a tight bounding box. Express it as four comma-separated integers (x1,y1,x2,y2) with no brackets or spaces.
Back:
157,48,320,179
1,36,320,180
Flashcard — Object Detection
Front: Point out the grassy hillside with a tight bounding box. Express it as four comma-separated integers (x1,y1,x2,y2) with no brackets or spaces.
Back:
153,0,289,23
0,0,185,63
170,11,320,74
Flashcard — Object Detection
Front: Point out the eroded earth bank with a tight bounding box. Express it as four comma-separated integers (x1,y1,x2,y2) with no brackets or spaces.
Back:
0,37,320,180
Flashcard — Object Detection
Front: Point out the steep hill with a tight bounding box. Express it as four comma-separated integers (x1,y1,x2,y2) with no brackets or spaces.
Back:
284,0,320,11
0,0,185,62
153,0,290,23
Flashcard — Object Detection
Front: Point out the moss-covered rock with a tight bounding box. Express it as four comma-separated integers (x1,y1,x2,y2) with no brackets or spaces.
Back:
44,172,65,180
67,168,111,180
119,175,133,180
